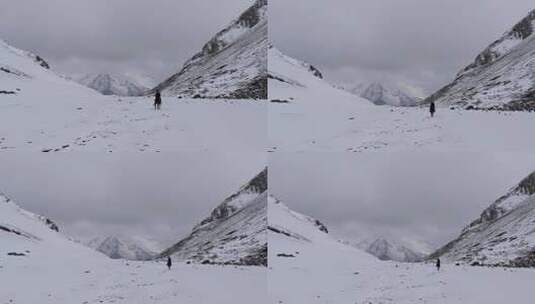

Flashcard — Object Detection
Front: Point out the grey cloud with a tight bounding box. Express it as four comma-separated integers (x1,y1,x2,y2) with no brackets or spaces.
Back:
270,152,535,249
270,0,534,94
0,0,253,81
0,151,265,247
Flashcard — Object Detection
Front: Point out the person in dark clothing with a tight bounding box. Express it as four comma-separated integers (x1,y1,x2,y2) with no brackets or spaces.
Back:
167,256,172,270
154,90,162,110
436,258,441,271
429,101,436,117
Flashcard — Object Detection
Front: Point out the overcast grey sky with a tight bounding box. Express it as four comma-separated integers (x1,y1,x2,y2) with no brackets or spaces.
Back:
0,0,252,83
270,0,534,96
270,152,535,250
0,152,265,248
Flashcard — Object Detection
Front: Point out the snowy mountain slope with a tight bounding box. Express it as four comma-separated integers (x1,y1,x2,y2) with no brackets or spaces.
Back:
268,196,331,246
351,238,428,263
153,0,267,99
268,196,381,303
268,46,535,153
0,39,266,153
345,82,421,106
430,170,535,267
0,191,113,296
76,73,149,96
0,192,62,244
0,190,126,264
0,192,267,303
86,236,159,261
160,169,267,266
425,9,535,110
268,196,535,304
0,38,95,95
268,46,353,103
268,45,379,150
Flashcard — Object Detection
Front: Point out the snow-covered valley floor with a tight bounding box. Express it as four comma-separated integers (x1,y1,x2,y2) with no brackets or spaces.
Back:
2,258,266,304
268,197,535,304
0,195,267,304
0,92,266,153
269,102,535,153
1,37,266,153
270,236,535,304
268,44,535,154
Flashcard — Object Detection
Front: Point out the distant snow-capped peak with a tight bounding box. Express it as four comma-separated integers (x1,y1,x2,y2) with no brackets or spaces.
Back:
346,237,430,263
344,82,422,107
75,73,149,96
85,235,160,261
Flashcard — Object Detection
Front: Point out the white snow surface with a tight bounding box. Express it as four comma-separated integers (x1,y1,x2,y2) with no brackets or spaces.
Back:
0,192,267,304
268,46,535,153
268,196,535,304
0,39,265,153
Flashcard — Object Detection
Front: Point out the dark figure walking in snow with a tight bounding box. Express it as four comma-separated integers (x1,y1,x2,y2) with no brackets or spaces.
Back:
436,258,441,271
167,256,172,270
154,90,162,110
429,101,436,118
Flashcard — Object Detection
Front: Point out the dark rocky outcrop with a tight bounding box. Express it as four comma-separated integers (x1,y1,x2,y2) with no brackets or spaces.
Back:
308,65,323,79
314,219,328,234
45,218,59,232
34,55,50,69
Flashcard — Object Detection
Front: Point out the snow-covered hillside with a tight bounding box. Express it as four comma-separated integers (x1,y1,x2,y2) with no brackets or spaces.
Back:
0,192,267,303
0,39,265,152
345,82,421,106
430,170,535,267
76,74,149,96
86,236,159,261
268,46,535,153
153,0,267,99
160,168,267,266
0,38,95,96
268,196,535,304
268,45,344,103
426,9,535,110
268,196,377,303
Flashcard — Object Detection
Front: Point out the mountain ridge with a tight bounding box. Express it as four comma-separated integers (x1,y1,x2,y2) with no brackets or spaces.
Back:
152,0,267,99
342,237,429,263
430,170,535,267
159,168,267,266
344,82,421,106
75,73,149,96
85,235,159,260
425,9,535,111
